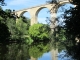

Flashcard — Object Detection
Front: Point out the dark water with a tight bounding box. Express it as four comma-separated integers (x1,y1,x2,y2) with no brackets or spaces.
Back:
0,43,73,60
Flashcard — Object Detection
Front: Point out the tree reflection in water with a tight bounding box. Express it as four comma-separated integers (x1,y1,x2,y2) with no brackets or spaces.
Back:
0,40,70,60
0,40,50,60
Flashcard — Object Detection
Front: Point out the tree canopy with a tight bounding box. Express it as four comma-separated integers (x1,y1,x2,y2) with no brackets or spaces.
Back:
57,0,80,60
29,24,50,43
0,0,5,6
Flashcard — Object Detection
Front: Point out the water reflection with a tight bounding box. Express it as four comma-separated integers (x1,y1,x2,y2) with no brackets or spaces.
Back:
0,42,72,60
38,50,72,60
58,50,73,60
38,52,52,60
0,38,72,60
0,41,50,60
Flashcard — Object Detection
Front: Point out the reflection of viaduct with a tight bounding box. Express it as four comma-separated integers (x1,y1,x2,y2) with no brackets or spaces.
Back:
15,0,69,25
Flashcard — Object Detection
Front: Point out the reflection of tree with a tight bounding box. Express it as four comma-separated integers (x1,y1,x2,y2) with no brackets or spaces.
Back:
0,44,8,60
29,43,50,58
5,43,30,60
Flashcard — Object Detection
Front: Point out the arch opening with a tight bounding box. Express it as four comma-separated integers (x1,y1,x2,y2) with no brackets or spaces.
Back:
20,11,31,18
19,11,31,24
36,7,50,24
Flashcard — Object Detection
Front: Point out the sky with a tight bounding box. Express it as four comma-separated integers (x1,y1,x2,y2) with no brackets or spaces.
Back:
2,0,48,10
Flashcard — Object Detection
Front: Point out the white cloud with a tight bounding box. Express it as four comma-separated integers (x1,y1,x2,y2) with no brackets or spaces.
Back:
8,0,30,6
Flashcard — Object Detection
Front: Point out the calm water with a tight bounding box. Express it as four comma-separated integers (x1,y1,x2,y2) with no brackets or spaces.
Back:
38,50,72,60
0,43,72,60
2,43,72,60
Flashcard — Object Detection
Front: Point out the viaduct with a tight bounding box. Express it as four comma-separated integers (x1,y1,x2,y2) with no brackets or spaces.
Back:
14,0,70,25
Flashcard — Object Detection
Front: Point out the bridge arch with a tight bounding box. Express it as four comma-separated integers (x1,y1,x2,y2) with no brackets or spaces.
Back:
35,7,50,17
15,0,71,25
36,7,50,24
19,11,31,17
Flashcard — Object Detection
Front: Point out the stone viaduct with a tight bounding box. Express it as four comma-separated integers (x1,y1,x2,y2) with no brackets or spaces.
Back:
14,0,70,25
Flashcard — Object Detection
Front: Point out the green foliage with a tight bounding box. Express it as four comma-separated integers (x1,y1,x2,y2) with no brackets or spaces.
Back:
56,27,66,42
0,16,4,23
57,27,66,50
0,6,33,60
0,0,5,6
15,18,32,44
59,0,80,59
25,36,33,45
6,18,16,39
16,18,28,36
0,7,31,44
21,16,30,30
6,17,32,44
0,10,10,43
29,43,49,58
29,24,50,42
28,24,50,58
51,27,66,52
5,43,29,60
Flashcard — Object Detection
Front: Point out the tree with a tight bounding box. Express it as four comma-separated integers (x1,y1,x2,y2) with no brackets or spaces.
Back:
59,0,80,60
48,0,80,59
0,0,5,6
29,43,50,58
29,23,50,44
0,21,10,43
28,24,50,58
0,8,15,43
6,16,32,44
0,8,32,59
0,8,15,60
0,16,31,60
